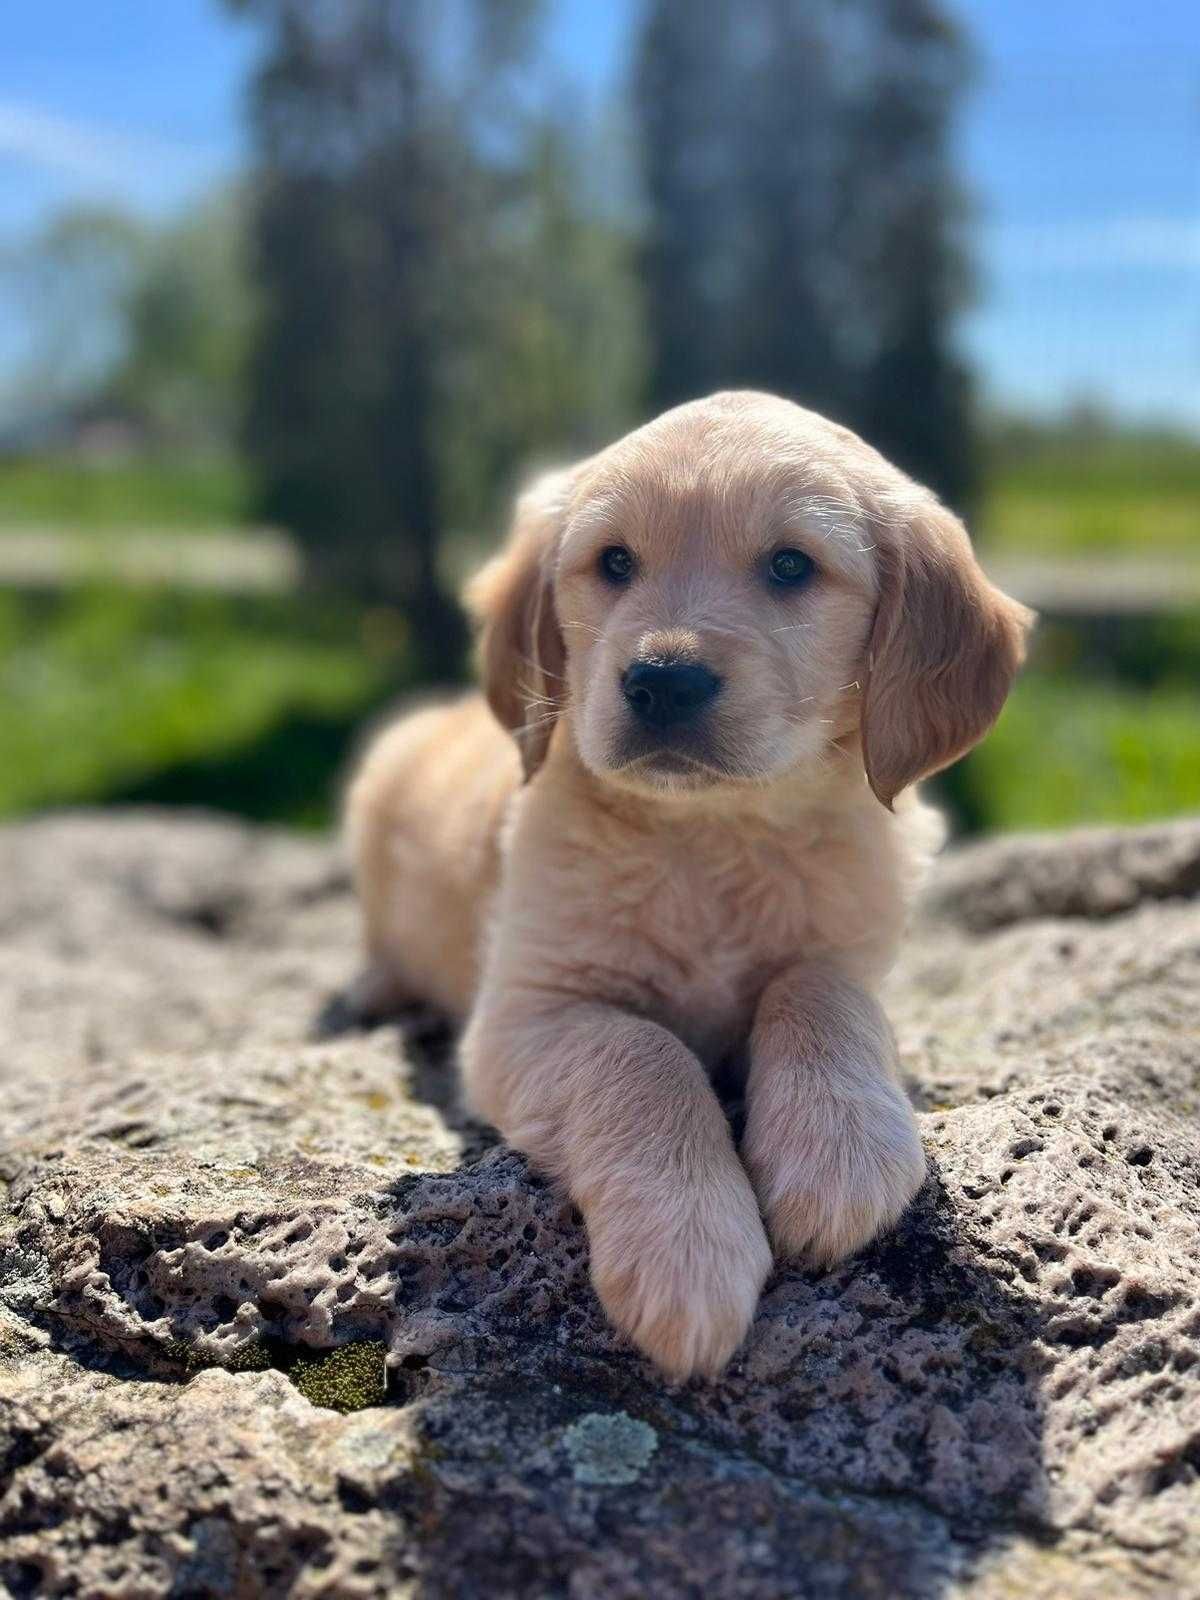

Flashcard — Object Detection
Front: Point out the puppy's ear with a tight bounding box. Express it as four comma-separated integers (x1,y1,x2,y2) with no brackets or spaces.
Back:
465,470,572,780
860,500,1034,809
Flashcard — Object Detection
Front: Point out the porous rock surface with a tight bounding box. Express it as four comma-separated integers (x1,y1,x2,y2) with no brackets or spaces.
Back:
1,809,1198,1598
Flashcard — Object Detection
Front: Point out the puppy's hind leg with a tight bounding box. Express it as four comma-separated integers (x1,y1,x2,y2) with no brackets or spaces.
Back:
319,765,424,1037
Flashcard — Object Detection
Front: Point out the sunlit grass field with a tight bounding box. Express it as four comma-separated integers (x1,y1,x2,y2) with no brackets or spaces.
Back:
980,433,1199,556
0,456,252,530
1,435,1196,833
0,587,405,827
939,673,1200,835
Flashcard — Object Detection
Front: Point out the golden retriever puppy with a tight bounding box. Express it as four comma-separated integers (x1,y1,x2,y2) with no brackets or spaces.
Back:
346,391,1031,1380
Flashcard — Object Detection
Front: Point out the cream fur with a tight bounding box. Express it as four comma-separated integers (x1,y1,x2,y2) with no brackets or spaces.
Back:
346,391,1031,1380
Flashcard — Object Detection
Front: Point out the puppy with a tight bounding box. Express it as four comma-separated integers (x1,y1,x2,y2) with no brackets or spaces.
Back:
347,391,1031,1379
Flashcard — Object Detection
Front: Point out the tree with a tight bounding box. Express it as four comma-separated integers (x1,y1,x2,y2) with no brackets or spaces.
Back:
438,115,645,538
0,193,254,454
0,208,145,422
633,0,975,509
229,0,545,678
838,0,976,508
114,189,257,452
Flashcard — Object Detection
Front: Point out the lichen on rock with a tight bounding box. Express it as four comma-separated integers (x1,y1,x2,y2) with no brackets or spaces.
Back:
562,1411,658,1485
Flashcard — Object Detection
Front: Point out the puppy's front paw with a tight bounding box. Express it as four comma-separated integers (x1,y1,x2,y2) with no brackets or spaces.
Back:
585,1166,772,1381
745,1085,925,1268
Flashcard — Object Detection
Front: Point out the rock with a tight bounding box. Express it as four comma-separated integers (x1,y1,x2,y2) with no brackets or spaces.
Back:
1,808,1198,1598
925,816,1200,933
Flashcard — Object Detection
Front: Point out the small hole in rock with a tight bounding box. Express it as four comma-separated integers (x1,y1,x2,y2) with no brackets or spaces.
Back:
1009,1137,1043,1159
1,1560,43,1598
337,1479,374,1515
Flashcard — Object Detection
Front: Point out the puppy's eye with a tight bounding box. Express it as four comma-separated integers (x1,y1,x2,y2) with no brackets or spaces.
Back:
599,545,636,584
768,548,815,587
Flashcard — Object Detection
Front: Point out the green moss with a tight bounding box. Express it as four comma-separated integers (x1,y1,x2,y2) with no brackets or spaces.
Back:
164,1337,272,1375
162,1334,388,1412
223,1341,273,1373
289,1341,388,1414
162,1337,200,1371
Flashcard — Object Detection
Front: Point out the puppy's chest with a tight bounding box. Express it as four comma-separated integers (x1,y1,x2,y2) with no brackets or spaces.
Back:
605,832,826,1056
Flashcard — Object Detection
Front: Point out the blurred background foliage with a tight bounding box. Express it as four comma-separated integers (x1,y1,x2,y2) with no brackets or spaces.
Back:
0,0,1196,834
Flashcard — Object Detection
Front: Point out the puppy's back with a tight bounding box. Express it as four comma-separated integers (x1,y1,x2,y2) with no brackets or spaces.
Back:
346,693,520,1020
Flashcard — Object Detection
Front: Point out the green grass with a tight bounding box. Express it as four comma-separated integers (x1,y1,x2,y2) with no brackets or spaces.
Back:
0,456,253,530
946,670,1200,832
980,435,1200,556
0,587,409,827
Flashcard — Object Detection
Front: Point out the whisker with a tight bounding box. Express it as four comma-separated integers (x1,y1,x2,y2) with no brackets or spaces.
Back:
516,684,558,710
518,653,567,684
770,623,814,635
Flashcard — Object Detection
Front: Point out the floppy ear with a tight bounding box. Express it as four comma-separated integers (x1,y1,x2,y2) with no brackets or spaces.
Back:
860,501,1034,809
465,470,571,781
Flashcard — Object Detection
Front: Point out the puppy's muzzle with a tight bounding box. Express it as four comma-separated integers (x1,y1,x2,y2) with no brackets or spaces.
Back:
621,660,722,730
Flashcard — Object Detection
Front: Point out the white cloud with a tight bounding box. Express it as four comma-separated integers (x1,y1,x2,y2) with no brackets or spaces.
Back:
0,99,224,201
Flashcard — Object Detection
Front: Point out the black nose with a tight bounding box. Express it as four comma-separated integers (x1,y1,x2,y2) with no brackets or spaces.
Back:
621,660,722,728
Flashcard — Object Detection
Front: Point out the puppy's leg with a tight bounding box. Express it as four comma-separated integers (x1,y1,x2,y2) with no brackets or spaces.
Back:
742,964,925,1266
461,996,772,1381
311,962,415,1039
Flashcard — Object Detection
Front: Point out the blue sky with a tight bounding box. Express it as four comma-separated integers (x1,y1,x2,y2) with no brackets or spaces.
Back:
2,0,1197,429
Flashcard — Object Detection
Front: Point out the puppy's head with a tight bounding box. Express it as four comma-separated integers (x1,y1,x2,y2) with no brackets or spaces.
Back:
469,392,1032,803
